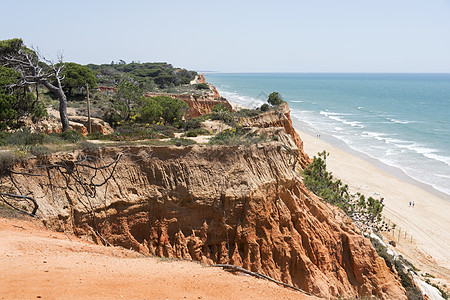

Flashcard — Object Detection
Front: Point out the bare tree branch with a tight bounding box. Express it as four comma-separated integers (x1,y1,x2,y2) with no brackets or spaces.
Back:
1,42,70,130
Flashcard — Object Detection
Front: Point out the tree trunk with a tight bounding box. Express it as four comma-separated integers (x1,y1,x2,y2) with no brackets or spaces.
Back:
42,81,70,131
58,89,70,131
86,83,91,134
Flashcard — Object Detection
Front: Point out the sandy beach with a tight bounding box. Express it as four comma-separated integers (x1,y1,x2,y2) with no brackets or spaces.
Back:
296,129,450,284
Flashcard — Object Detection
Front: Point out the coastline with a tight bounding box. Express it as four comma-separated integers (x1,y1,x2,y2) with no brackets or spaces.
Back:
296,128,450,283
292,121,450,202
227,90,450,282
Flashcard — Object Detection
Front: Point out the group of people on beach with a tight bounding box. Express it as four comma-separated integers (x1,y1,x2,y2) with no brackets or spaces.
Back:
409,201,415,207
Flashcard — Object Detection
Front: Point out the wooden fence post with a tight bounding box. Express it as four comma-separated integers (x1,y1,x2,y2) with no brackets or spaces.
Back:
86,83,91,134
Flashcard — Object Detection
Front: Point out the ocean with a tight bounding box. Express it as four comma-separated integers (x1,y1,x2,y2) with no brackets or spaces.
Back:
204,73,450,198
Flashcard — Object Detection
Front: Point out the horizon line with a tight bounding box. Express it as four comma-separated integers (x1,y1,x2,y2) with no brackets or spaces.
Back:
200,71,450,74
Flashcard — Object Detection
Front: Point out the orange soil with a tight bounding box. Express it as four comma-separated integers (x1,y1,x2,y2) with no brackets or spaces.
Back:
0,217,316,300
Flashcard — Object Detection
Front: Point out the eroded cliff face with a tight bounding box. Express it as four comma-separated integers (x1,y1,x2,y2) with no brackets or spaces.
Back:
240,102,312,169
5,144,405,299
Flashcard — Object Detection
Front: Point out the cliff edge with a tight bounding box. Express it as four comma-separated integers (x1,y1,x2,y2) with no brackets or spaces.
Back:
3,142,405,299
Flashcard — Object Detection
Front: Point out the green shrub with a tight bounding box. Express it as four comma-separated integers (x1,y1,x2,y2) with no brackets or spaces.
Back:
139,97,162,124
181,118,202,130
209,127,252,145
79,141,100,151
30,145,51,156
99,124,176,141
369,237,394,271
103,108,122,128
0,151,16,175
156,96,188,125
171,138,196,146
260,103,270,112
268,92,283,106
140,95,188,125
42,133,65,144
0,132,8,146
212,103,230,112
86,132,103,140
6,128,45,145
60,130,83,143
186,130,198,137
195,83,209,90
235,108,261,117
211,110,234,125
303,151,384,230
151,124,176,138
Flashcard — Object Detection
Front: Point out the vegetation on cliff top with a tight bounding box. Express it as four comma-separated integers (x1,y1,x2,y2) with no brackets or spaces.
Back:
87,61,197,90
0,38,201,133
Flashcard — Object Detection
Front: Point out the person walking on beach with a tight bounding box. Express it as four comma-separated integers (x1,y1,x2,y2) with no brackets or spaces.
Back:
409,201,411,207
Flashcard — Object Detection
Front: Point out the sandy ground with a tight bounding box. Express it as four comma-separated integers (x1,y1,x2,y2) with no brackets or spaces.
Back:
297,129,450,285
0,217,315,300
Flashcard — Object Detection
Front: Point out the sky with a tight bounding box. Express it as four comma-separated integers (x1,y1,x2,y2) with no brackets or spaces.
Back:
1,0,450,73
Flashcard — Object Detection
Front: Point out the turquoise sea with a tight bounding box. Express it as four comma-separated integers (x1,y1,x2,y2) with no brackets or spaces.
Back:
205,73,450,198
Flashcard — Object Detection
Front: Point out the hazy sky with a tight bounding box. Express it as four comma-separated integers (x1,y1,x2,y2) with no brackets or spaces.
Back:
1,0,450,72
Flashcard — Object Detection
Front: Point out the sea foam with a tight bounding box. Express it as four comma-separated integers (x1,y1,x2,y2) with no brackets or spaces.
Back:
208,73,450,198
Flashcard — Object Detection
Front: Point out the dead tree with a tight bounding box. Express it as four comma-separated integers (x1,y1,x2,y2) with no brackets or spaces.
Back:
0,39,70,131
0,152,122,244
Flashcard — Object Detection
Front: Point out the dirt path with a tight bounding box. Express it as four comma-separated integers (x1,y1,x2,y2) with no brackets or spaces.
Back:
0,217,315,300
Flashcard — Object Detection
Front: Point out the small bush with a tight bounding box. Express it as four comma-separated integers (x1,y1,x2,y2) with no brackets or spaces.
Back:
151,124,176,138
0,151,16,175
212,103,230,112
369,237,394,271
140,95,188,125
211,110,234,125
195,83,209,90
5,128,45,145
260,103,270,112
99,124,177,141
79,141,100,151
139,97,162,124
0,132,8,146
86,132,103,140
171,138,196,146
186,130,198,137
60,130,83,143
181,118,202,130
30,145,51,156
103,108,122,127
42,133,65,144
209,127,252,145
268,92,283,106
235,108,261,117
303,151,384,230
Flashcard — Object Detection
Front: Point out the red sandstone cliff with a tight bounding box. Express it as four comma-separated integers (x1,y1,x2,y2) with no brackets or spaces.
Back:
240,102,312,169
199,73,206,83
4,143,406,299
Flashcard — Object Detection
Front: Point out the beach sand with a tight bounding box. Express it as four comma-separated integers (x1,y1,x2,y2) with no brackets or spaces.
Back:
296,129,450,284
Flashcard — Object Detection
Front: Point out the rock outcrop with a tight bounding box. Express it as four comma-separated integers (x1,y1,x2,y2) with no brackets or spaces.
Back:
69,121,89,136
68,116,114,136
199,73,206,84
5,143,406,299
